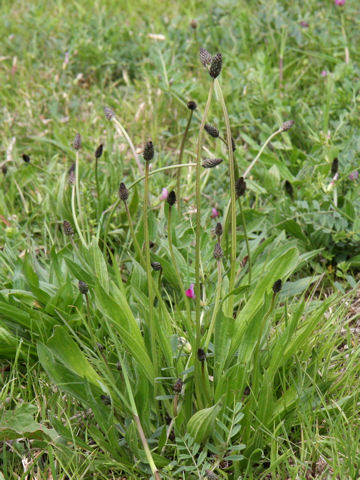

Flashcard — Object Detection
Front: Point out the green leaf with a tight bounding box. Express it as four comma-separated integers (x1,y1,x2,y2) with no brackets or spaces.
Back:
0,404,58,442
44,326,103,388
187,403,221,443
228,247,299,364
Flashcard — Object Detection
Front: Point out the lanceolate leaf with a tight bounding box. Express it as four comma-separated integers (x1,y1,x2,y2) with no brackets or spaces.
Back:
227,247,299,365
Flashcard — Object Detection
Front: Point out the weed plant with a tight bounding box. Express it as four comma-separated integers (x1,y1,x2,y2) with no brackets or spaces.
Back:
1,1,360,479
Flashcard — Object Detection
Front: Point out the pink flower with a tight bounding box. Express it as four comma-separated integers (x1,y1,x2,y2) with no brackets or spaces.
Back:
185,284,196,299
210,207,219,219
160,188,169,200
300,21,309,28
349,171,359,181
335,0,345,5
321,70,328,77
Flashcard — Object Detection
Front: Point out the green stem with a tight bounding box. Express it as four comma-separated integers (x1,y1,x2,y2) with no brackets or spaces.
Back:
118,355,161,480
243,128,282,179
101,162,197,248
222,127,283,251
204,259,222,350
130,162,196,190
167,207,193,340
112,117,144,175
144,162,157,373
214,79,236,317
75,151,86,242
195,81,214,360
95,157,100,219
176,111,193,213
71,184,86,247
239,198,251,290
124,201,143,264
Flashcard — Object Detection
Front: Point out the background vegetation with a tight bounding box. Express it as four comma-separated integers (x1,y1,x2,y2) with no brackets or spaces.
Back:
1,0,360,478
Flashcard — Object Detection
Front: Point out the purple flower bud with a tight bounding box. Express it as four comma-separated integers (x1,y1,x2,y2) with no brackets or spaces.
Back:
185,284,196,299
335,0,345,5
349,170,359,181
300,21,309,28
210,207,219,219
160,188,169,200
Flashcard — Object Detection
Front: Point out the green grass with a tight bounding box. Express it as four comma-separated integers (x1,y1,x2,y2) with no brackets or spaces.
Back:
1,0,360,478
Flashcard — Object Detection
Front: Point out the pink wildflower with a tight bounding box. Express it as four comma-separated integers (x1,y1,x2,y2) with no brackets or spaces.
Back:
335,0,345,5
321,70,328,77
300,21,309,28
349,171,359,181
160,188,169,200
211,207,219,219
185,284,196,299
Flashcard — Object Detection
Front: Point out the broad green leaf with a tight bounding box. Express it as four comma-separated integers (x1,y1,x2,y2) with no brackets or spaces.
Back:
45,326,103,388
227,247,299,364
187,403,221,443
95,284,154,383
0,404,58,442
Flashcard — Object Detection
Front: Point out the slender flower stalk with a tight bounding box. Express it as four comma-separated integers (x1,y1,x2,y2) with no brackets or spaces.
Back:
177,101,196,212
104,106,144,175
243,124,291,179
117,354,161,480
167,195,192,335
70,164,86,247
102,162,197,248
195,81,214,362
204,244,223,350
73,133,87,245
214,78,236,317
236,177,251,290
143,142,157,373
94,143,103,218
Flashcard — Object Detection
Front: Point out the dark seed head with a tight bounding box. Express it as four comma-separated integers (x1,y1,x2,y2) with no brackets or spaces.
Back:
63,220,74,236
104,106,115,120
190,19,197,29
215,222,223,237
151,261,162,272
231,137,236,152
331,158,338,176
68,162,75,185
22,154,30,163
167,190,176,207
235,177,246,197
272,279,282,294
96,342,105,352
187,100,197,111
100,394,111,405
209,53,222,79
2,165,7,175
73,133,81,151
143,141,154,162
200,47,212,67
284,180,294,198
119,182,129,202
95,143,103,159
202,158,223,168
78,280,89,295
204,123,219,138
213,242,223,260
116,361,122,371
173,378,183,393
281,120,294,132
197,348,206,362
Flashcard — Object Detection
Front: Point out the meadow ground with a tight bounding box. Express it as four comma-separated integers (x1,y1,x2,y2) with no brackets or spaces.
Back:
1,0,360,478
